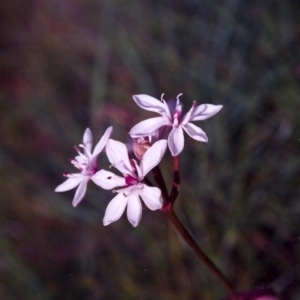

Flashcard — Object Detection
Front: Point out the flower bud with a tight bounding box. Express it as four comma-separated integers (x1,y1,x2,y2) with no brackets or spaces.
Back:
133,137,151,160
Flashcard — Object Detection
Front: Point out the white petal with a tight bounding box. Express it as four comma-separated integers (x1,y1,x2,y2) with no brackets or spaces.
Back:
106,139,133,175
127,192,142,227
133,94,166,114
55,176,82,192
103,192,128,226
129,117,170,137
168,127,184,156
139,185,163,210
162,98,173,120
93,126,113,157
140,140,167,177
72,178,88,207
183,123,208,142
83,128,93,154
91,169,125,190
181,102,195,125
190,104,223,121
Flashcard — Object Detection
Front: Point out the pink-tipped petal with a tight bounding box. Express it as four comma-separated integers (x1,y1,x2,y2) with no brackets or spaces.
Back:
72,179,88,207
133,94,166,114
106,139,132,175
93,126,113,157
55,176,82,192
139,185,163,210
183,123,208,142
83,128,93,154
103,192,128,226
190,104,223,121
140,140,167,177
91,170,126,190
126,192,142,227
129,117,170,137
168,127,184,156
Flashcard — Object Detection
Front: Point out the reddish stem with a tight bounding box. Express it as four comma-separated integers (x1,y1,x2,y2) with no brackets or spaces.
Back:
169,155,180,204
152,165,169,201
163,207,238,300
152,158,237,300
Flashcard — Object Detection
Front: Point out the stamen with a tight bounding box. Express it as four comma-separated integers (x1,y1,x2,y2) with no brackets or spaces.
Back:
176,93,183,100
74,145,80,153
130,159,138,171
160,93,165,102
64,173,80,178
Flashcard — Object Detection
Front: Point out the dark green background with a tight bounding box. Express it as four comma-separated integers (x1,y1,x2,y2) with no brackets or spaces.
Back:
1,0,300,299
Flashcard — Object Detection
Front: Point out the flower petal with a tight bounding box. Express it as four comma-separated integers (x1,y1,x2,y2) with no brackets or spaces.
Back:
139,185,163,210
129,117,170,137
83,128,93,154
190,104,223,121
127,191,142,227
103,192,128,226
168,127,184,156
183,122,208,142
55,176,82,192
140,140,167,177
106,139,133,175
133,94,166,114
93,126,113,157
72,178,88,207
181,102,196,125
91,169,126,190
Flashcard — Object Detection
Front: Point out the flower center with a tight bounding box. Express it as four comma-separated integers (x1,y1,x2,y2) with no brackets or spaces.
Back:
125,175,139,186
71,145,97,176
167,94,183,128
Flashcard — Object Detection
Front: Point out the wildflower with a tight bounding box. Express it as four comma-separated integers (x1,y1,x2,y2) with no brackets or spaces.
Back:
129,94,223,156
92,139,167,227
55,127,113,207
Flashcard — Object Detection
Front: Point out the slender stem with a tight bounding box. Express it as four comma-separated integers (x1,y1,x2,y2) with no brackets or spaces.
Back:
152,156,236,298
152,166,169,201
169,155,180,203
165,208,238,300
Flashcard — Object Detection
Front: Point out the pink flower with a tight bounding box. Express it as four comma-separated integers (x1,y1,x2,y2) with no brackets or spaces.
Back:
55,127,113,207
92,139,167,227
129,94,223,156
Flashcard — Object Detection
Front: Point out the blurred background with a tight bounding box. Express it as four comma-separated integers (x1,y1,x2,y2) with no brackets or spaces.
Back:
1,0,300,299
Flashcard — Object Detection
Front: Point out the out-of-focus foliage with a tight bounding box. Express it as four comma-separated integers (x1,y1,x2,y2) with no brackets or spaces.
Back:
1,0,300,299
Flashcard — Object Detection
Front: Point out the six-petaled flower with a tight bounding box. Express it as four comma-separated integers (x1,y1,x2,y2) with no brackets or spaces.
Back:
55,127,113,207
129,94,223,156
92,139,167,227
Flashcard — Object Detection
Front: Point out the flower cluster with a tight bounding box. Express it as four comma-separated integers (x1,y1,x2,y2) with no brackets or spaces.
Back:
55,94,222,226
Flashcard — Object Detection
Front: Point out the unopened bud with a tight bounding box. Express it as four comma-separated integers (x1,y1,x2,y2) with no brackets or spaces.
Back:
133,137,151,160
